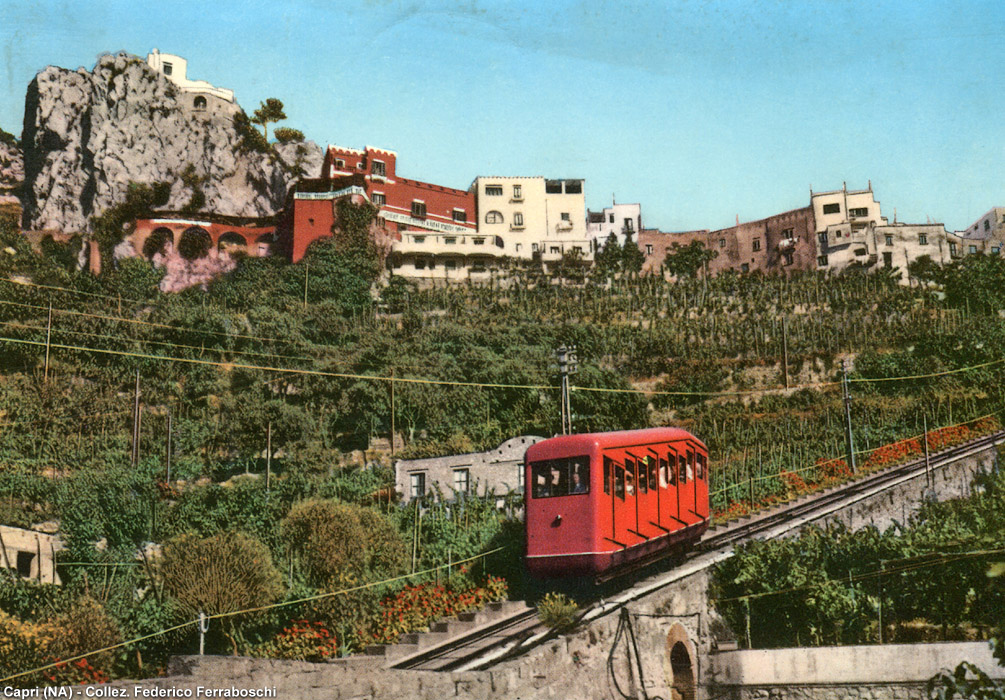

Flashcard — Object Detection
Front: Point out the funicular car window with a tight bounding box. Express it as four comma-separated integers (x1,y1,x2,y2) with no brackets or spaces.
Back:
625,461,636,496
686,450,695,481
667,452,677,486
659,457,669,487
696,452,705,480
631,457,647,494
615,464,625,500
678,453,688,483
603,456,612,495
531,456,590,498
647,456,658,491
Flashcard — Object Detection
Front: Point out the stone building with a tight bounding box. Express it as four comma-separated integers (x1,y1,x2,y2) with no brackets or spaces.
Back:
394,435,544,505
0,525,64,584
958,206,1005,256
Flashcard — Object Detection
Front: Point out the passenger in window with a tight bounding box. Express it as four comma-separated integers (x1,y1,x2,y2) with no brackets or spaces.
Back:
625,471,635,496
570,469,587,494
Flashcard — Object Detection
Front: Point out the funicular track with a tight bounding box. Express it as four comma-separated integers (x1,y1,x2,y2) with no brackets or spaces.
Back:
391,430,1005,672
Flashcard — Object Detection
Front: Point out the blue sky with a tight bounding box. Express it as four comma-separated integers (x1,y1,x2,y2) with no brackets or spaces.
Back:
1,0,1002,232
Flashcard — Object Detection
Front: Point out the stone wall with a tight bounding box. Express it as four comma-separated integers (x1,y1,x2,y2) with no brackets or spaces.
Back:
710,642,1005,700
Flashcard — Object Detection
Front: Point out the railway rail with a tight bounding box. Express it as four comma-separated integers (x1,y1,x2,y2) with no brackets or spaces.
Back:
390,430,1005,673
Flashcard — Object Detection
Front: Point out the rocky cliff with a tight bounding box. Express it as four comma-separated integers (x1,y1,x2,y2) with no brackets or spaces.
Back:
0,134,23,203
21,52,321,233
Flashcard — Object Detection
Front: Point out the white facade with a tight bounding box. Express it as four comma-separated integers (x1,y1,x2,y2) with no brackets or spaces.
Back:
473,176,592,263
587,202,642,250
811,185,887,270
146,49,235,103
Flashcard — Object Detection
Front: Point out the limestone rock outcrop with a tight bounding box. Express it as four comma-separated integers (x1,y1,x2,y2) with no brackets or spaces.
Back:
21,52,321,233
0,136,23,203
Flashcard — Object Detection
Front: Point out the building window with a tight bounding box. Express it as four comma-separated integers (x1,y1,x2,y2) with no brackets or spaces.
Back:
193,96,207,111
532,243,539,252
985,220,991,231
162,62,173,76
485,185,503,196
969,245,978,254
885,234,893,246
645,244,653,256
453,468,470,495
782,227,795,239
334,158,345,169
919,233,928,245
415,258,426,270
849,207,869,218
413,235,425,244
513,184,522,200
473,237,484,245
561,212,570,221
371,192,386,207
411,201,426,219
822,203,841,215
550,246,561,254
883,252,893,268
372,160,386,177
752,239,761,252
444,237,456,244
818,255,829,266
818,232,828,248
445,259,457,270
410,472,426,499
719,238,726,248
452,209,466,223
782,250,794,266
573,245,583,254
485,210,503,224
950,242,958,257
624,218,634,231
741,263,750,273
609,214,615,223
513,212,524,227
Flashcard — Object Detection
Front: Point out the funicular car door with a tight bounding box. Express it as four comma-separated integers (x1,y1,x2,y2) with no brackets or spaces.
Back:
691,444,709,520
603,453,631,550
665,442,685,533
626,449,654,539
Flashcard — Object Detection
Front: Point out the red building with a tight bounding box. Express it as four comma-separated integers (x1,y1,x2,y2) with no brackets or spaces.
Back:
130,214,276,259
277,145,477,264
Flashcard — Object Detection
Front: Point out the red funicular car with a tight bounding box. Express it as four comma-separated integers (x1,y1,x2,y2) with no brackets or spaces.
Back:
524,427,710,578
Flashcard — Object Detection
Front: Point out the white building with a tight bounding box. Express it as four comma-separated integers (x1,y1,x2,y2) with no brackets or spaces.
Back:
587,201,642,250
811,183,888,270
958,207,1005,256
472,176,593,264
146,49,236,115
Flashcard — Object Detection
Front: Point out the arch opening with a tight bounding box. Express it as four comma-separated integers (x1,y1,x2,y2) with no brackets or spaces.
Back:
217,231,248,253
143,227,175,259
669,641,694,700
178,227,212,260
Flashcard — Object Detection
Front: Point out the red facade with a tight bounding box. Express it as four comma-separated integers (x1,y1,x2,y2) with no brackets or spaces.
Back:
277,145,477,263
524,427,710,578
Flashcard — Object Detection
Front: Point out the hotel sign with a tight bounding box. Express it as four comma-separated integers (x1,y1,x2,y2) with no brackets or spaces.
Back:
380,210,473,234
294,186,367,200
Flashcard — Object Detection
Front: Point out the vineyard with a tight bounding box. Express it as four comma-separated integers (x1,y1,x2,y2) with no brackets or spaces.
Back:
2,204,1005,679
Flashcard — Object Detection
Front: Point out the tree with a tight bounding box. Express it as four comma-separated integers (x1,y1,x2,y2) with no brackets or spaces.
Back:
664,240,717,279
273,127,304,144
90,181,171,264
621,231,645,275
251,98,287,141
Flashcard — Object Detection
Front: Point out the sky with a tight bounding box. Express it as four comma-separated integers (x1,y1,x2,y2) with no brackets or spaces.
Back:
1,0,1002,233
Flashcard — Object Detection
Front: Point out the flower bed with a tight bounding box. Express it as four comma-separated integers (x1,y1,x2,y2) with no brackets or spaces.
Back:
712,415,1001,522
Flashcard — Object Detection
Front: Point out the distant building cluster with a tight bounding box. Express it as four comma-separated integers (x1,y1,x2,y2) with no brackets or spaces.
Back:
135,51,1004,285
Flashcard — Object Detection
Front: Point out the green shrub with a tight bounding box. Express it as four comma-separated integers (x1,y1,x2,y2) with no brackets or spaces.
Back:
536,592,579,631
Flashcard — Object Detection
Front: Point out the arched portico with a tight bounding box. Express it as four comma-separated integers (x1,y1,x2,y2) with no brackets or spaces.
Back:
665,623,697,700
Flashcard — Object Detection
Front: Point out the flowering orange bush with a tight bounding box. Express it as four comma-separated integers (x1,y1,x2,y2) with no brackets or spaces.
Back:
256,620,339,662
367,575,509,645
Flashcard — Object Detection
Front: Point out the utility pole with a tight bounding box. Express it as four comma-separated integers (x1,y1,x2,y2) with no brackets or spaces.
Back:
555,345,578,434
923,413,931,489
165,410,172,483
266,421,272,493
131,370,141,467
44,301,53,382
303,262,309,309
841,360,857,473
390,369,395,457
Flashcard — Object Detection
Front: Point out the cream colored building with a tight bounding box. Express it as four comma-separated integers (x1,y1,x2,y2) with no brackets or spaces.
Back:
472,176,593,265
811,184,888,270
0,525,64,584
811,183,961,280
